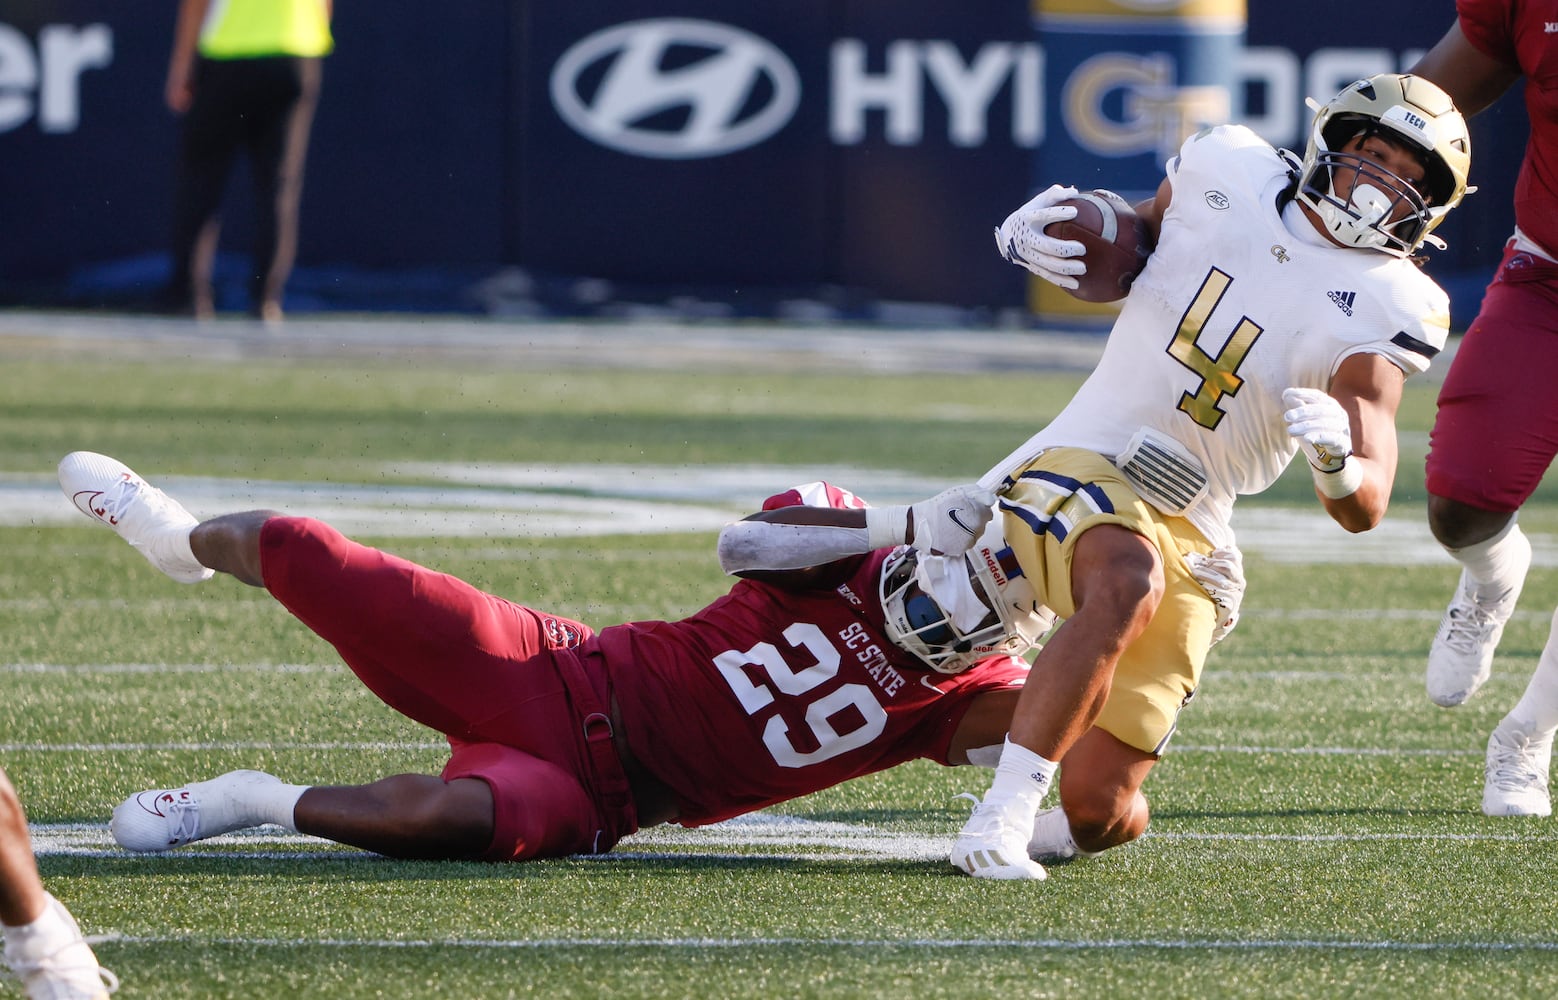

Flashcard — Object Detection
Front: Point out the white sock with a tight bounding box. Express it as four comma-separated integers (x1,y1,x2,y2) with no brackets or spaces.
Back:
1449,520,1530,603
163,525,199,567
1507,606,1558,738
201,772,309,832
139,524,203,574
249,782,309,831
987,737,1058,813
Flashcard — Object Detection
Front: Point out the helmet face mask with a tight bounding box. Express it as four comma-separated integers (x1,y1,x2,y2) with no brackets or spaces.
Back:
1304,143,1431,251
879,526,1052,675
1295,74,1471,257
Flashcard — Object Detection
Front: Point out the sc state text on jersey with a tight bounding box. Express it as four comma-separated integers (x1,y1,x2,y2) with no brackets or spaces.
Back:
839,621,907,697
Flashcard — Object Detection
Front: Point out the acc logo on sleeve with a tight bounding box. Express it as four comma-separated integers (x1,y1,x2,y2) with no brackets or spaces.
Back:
550,18,801,159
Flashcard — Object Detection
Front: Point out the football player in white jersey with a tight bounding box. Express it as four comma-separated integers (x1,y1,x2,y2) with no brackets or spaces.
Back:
952,73,1473,879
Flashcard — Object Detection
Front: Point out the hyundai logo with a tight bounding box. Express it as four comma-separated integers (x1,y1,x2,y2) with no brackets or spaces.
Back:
550,18,801,159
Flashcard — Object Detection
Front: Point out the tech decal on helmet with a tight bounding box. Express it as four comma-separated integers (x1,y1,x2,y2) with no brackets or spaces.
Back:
878,521,1054,675
1295,73,1472,257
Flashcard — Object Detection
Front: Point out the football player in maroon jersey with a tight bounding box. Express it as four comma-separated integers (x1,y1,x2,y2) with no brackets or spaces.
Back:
1413,4,1558,817
59,451,1078,863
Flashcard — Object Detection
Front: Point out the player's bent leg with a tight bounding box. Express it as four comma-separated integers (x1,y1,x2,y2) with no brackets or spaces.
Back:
1425,496,1513,551
954,525,1163,882
1425,283,1558,708
1007,524,1164,758
293,776,495,860
1425,506,1531,708
441,741,620,862
1051,726,1155,855
1025,808,1099,864
254,516,596,745
189,511,283,587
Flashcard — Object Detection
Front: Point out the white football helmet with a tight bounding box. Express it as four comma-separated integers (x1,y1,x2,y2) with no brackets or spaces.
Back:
879,521,1054,674
1295,73,1471,257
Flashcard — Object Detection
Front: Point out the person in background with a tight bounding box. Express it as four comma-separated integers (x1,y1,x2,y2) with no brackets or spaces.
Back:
1411,3,1557,817
163,0,333,324
0,767,117,1000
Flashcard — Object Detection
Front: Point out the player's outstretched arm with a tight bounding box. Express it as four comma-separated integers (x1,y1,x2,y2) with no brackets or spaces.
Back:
717,504,869,586
717,483,996,581
1283,353,1405,533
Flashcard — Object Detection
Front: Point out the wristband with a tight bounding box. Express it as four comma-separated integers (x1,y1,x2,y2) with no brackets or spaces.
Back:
1311,456,1363,499
864,505,910,550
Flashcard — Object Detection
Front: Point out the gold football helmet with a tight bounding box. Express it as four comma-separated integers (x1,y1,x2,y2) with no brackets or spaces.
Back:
1295,73,1472,257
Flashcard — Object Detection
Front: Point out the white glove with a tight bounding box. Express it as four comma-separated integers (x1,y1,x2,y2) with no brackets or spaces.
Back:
864,484,995,556
910,483,996,555
993,183,1088,289
1282,387,1363,499
1281,387,1352,472
1184,546,1244,646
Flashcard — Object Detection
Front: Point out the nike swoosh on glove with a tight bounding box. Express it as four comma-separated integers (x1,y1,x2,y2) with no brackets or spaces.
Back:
910,484,997,556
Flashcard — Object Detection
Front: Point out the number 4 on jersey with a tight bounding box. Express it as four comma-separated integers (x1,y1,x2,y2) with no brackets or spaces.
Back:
1167,267,1265,430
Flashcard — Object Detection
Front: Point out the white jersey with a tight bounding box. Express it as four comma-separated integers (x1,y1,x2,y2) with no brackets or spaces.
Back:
982,124,1450,549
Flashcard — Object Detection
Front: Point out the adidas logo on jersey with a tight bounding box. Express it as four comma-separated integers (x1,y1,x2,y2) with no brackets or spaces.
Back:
1327,290,1356,316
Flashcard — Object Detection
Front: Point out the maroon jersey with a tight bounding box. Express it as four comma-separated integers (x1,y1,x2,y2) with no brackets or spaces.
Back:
597,484,1030,827
1459,0,1558,254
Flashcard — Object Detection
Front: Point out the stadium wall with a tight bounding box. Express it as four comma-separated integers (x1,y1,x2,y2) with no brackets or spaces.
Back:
0,2,1523,327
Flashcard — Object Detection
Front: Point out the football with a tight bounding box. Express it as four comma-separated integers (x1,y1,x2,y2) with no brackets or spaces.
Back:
1042,189,1151,303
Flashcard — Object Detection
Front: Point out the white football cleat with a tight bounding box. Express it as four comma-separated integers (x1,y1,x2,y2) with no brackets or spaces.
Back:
57,452,212,584
951,797,1048,881
1426,557,1528,708
1482,721,1553,818
111,770,284,851
1026,806,1100,864
2,894,118,1000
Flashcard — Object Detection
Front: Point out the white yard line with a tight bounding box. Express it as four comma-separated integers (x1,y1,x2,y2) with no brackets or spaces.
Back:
0,312,1119,375
6,464,1551,564
83,933,1558,953
30,812,1553,865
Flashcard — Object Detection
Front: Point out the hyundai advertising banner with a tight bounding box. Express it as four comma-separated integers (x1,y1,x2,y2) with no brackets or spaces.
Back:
0,1,1525,326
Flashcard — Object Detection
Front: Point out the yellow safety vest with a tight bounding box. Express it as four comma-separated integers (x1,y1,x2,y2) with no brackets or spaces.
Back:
199,0,334,60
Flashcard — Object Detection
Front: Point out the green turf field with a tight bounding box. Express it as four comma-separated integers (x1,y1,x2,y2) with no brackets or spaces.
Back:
3,323,1555,998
